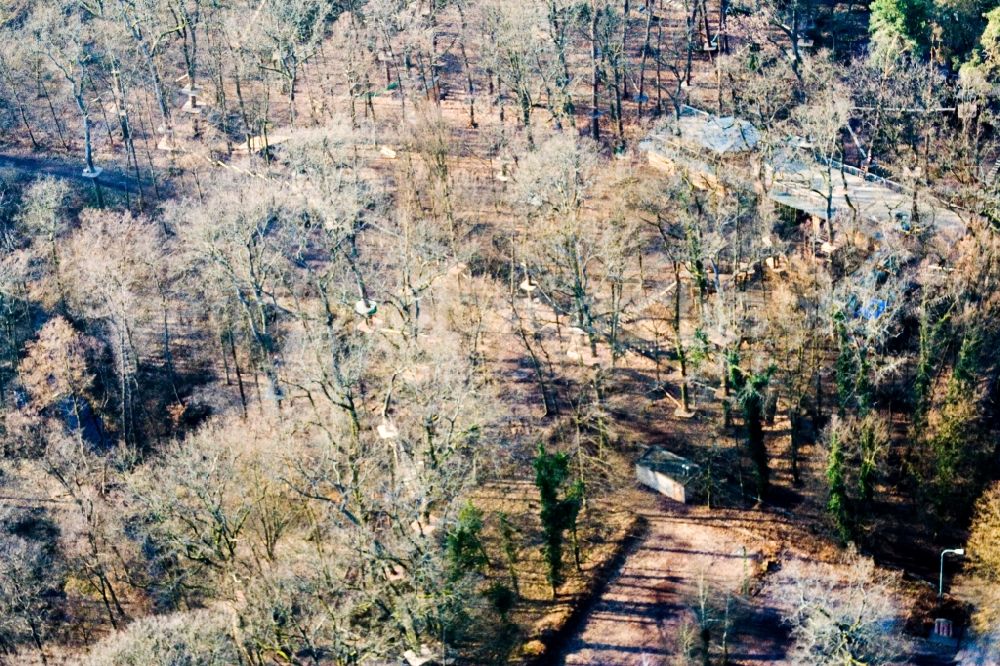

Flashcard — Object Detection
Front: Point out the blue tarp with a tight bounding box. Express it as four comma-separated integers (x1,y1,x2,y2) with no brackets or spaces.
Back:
859,299,887,320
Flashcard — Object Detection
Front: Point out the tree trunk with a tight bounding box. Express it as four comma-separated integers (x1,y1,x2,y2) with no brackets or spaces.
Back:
637,0,655,120
590,1,601,140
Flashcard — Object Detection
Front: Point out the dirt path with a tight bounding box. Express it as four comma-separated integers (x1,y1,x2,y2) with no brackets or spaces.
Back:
0,152,140,193
556,495,789,666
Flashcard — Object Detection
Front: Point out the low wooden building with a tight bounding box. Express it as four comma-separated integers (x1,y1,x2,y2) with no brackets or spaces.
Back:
639,105,758,193
635,447,701,503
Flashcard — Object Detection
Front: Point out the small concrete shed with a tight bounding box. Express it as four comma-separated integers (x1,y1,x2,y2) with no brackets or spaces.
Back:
636,447,701,503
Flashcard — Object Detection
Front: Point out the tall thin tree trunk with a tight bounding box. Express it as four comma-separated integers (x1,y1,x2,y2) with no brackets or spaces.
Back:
590,1,601,140
637,0,655,120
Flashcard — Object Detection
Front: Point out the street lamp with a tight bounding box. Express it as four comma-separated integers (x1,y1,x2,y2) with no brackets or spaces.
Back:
939,548,965,598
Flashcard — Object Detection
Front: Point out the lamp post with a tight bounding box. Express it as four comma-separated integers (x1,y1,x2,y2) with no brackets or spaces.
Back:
939,548,965,598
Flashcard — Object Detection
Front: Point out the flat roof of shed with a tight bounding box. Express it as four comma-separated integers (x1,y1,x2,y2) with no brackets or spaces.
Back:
636,447,701,483
643,105,760,157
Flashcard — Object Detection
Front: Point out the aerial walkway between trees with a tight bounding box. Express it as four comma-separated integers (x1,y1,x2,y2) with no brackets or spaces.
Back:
640,104,975,250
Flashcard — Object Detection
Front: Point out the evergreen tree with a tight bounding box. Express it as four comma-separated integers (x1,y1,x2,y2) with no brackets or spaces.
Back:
498,512,520,595
533,443,585,597
857,418,879,504
733,364,777,502
446,502,489,580
870,0,934,54
925,332,987,523
834,315,857,417
827,428,853,544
